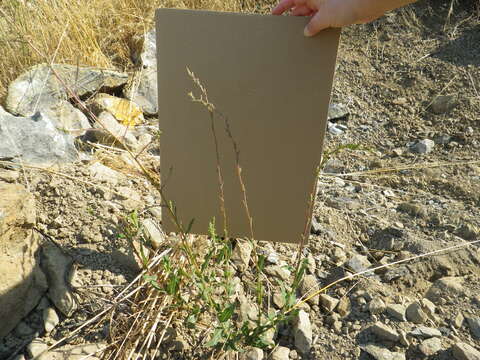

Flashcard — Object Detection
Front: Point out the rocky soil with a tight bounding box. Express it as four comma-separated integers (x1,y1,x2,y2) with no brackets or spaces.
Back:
0,1,479,360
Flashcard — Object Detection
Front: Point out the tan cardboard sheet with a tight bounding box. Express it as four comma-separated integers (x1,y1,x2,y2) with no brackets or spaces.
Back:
156,9,340,243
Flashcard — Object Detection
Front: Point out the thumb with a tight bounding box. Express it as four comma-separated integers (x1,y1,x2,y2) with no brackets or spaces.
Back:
304,11,329,37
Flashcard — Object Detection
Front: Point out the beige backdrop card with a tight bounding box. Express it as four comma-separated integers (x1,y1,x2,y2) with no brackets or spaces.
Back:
156,9,340,243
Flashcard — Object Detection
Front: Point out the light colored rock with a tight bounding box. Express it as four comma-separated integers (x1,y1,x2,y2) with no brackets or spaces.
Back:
420,298,436,320
264,265,290,281
0,170,20,183
406,302,428,324
89,93,144,127
409,326,442,338
271,346,290,360
94,111,139,150
410,139,435,154
27,339,48,358
141,219,164,249
0,107,77,165
43,307,60,333
425,277,465,303
0,183,47,338
371,322,399,342
386,304,407,321
398,330,409,347
39,343,105,360
328,103,349,120
332,320,342,333
467,317,480,339
454,312,465,329
294,310,312,354
88,162,123,185
273,291,286,309
6,63,128,117
41,243,77,317
369,298,386,315
41,100,90,134
319,294,339,312
452,342,480,360
418,337,442,356
336,296,351,317
362,344,406,360
231,240,253,271
242,347,263,360
116,186,142,210
310,217,322,234
347,254,372,273
306,252,316,274
299,275,319,305
238,295,258,323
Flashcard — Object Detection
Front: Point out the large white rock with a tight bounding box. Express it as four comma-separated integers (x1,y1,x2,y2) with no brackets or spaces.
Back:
0,106,77,165
5,63,128,133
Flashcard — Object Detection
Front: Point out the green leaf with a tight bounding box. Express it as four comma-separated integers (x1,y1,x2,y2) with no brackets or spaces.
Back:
205,328,223,347
257,254,266,272
218,304,235,323
166,274,180,295
185,314,197,329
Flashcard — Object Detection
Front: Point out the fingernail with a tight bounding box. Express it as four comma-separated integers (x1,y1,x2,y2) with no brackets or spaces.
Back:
304,26,312,37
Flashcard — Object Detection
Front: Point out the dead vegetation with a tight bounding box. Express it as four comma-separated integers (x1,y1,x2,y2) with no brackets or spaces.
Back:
0,0,272,101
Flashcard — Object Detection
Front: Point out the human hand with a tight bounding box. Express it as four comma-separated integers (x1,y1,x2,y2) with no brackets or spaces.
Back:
272,0,416,37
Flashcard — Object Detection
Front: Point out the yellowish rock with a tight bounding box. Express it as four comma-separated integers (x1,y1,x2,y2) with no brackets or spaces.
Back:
90,93,144,127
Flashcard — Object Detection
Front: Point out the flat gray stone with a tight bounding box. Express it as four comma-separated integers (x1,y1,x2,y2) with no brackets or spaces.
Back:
467,317,480,339
347,254,372,273
361,344,406,360
410,139,435,154
6,63,128,117
410,326,442,339
0,107,77,165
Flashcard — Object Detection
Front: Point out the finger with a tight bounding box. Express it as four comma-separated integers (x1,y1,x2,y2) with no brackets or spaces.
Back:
291,5,313,16
272,0,304,15
304,10,329,37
